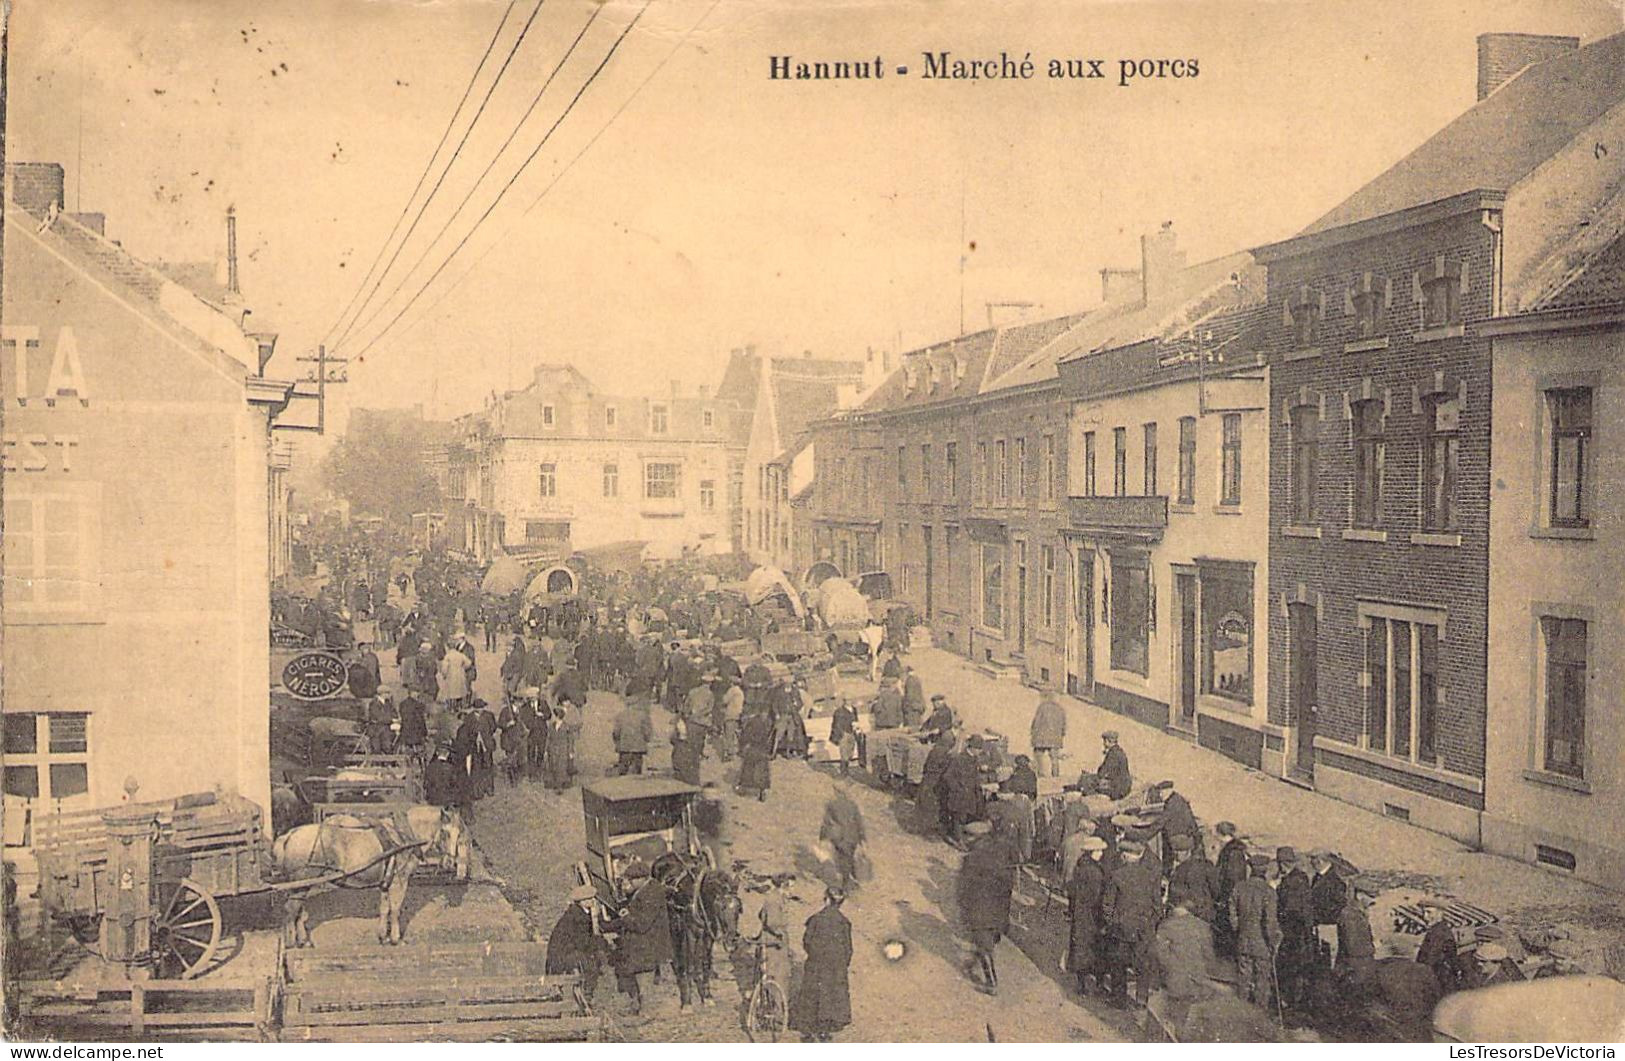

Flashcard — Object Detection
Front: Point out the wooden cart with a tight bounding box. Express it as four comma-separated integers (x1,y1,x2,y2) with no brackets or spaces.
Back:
575,777,702,905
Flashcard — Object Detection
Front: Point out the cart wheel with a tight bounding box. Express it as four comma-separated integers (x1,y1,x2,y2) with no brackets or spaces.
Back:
745,978,788,1042
153,877,222,979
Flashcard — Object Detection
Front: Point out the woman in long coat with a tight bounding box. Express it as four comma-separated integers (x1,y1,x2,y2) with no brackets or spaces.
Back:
737,706,776,800
791,891,853,1041
542,707,572,790
916,733,955,837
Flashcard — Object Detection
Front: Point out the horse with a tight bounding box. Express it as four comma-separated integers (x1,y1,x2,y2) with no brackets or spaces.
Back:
651,851,742,1009
268,806,465,946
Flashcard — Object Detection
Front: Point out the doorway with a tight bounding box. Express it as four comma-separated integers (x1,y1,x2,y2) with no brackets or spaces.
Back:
922,525,934,620
1067,548,1095,696
1289,602,1318,779
1176,573,1198,731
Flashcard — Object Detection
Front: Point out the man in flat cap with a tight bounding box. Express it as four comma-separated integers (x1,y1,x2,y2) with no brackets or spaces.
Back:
957,820,1017,994
1274,846,1315,1015
1229,852,1281,1009
1166,832,1221,927
1102,838,1162,1006
603,861,673,1017
1212,822,1249,958
1082,731,1133,801
547,883,607,1010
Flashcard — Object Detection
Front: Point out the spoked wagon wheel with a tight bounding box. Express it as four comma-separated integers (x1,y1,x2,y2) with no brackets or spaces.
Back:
745,978,788,1042
152,877,222,979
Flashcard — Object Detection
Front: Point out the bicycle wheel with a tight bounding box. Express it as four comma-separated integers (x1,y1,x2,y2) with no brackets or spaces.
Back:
746,978,789,1042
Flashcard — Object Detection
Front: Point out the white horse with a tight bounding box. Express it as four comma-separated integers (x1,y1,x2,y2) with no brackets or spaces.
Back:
270,806,467,946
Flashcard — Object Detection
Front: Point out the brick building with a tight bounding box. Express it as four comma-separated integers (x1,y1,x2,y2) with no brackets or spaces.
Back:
1252,32,1625,842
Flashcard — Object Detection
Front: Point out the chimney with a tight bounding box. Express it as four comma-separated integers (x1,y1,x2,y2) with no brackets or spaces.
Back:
1477,33,1578,100
1100,267,1142,304
7,162,65,217
1140,221,1186,306
226,205,240,295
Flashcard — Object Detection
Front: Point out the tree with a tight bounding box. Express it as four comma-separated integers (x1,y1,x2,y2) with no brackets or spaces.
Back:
322,419,443,528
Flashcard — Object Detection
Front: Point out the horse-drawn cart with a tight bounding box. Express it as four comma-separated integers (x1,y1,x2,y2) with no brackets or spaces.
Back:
576,777,703,905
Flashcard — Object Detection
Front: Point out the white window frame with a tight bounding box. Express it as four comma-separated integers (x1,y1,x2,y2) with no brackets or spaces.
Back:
1530,604,1591,784
539,462,557,499
650,403,670,436
1356,600,1446,765
602,462,619,498
644,461,681,500
3,712,93,848
2,483,103,622
700,479,716,512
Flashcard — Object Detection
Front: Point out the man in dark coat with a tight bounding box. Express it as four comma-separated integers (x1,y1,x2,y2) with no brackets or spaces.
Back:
547,884,607,1008
737,705,776,800
793,888,853,1041
1213,822,1249,958
397,693,428,757
1309,849,1348,969
920,694,955,740
1002,754,1039,801
1102,839,1162,1006
957,820,1017,994
901,669,927,729
424,741,460,809
611,700,653,776
1166,833,1221,925
1158,781,1199,851
603,863,672,1016
1090,731,1132,800
1230,853,1281,1008
1275,846,1315,1012
1334,888,1377,996
938,740,986,848
828,697,858,775
819,784,867,892
1067,835,1108,994
916,732,955,837
450,710,483,824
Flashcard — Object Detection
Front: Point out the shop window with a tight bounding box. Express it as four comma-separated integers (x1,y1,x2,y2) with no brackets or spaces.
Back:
1109,553,1150,676
1201,571,1253,704
1541,616,1586,779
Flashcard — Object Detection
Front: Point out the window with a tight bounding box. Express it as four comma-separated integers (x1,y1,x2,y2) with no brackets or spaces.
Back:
2,491,96,610
1284,405,1317,523
605,405,618,430
703,408,715,431
996,440,1008,501
945,442,958,499
1541,616,1587,779
541,404,556,428
1109,553,1150,676
1219,413,1243,506
1083,432,1097,497
650,403,670,435
1422,275,1459,328
976,442,988,502
1042,435,1056,502
980,544,1004,631
1177,417,1196,505
1352,399,1385,527
1041,544,1056,628
644,462,680,499
921,444,932,497
1547,388,1592,528
1014,438,1027,500
538,463,557,499
1290,294,1321,347
1113,428,1127,496
1364,612,1441,763
602,463,619,498
3,713,92,846
1422,395,1459,531
700,479,715,512
1201,569,1253,704
898,445,908,492
1142,423,1158,496
1353,288,1384,338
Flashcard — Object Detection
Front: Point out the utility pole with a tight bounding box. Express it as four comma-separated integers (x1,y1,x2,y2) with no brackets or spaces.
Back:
295,345,349,435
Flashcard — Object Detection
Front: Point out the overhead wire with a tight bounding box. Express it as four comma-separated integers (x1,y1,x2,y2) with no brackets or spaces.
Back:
344,0,655,362
319,0,519,348
338,2,607,352
357,0,722,358
330,0,551,353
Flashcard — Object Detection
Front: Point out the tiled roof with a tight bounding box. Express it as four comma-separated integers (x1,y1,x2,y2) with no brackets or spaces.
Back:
1301,31,1625,237
1526,231,1625,312
858,328,1000,412
980,312,1092,385
771,365,862,453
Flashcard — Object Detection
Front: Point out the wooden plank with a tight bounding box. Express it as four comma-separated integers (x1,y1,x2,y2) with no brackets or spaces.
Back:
280,1015,600,1042
284,942,553,981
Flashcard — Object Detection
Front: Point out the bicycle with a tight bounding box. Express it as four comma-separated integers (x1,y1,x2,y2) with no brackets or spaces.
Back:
744,938,789,1042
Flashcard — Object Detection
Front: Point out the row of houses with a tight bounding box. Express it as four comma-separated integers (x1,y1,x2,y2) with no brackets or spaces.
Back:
802,32,1625,891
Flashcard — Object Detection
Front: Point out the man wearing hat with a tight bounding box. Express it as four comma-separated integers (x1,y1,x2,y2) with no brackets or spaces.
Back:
611,696,654,776
792,886,853,1041
901,666,927,729
1309,849,1348,968
828,696,859,776
1334,883,1377,996
1465,932,1523,989
1166,832,1220,925
424,740,460,809
1274,846,1315,1012
940,735,987,848
362,689,396,754
1066,835,1108,995
1229,852,1280,1008
1082,732,1132,801
547,884,607,1010
957,820,1017,994
1158,781,1199,854
1212,822,1249,957
602,861,673,1017
870,675,905,731
1154,894,1220,1027
1102,837,1162,1006
920,694,956,741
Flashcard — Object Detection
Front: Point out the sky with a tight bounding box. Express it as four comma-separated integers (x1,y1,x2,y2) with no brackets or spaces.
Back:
8,0,1623,442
